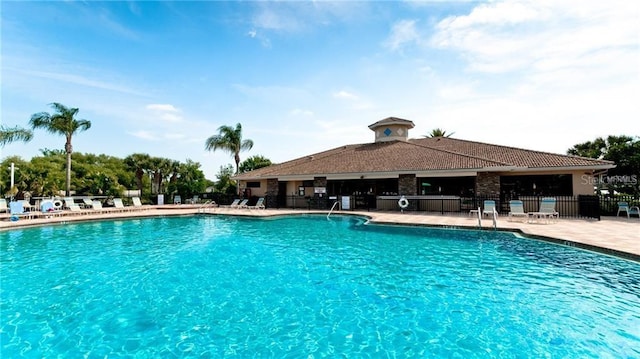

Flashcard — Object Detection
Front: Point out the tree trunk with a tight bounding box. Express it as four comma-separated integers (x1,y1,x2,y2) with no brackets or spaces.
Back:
66,152,72,196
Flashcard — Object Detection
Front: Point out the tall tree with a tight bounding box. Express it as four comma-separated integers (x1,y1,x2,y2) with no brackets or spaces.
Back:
0,125,33,147
205,123,254,175
568,135,640,195
124,153,152,195
29,103,91,196
239,155,272,173
425,128,455,138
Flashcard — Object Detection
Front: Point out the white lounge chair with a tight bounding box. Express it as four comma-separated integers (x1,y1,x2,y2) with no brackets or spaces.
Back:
66,204,87,215
229,199,241,208
111,198,126,212
0,198,8,213
132,197,146,210
63,197,76,210
529,197,558,223
91,200,104,213
237,199,249,209
248,197,265,210
508,200,529,222
81,198,93,209
482,200,497,217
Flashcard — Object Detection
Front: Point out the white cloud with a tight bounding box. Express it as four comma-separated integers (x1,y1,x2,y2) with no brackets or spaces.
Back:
431,0,639,74
333,90,359,100
289,108,314,117
384,19,421,51
145,104,183,123
128,130,158,141
146,104,179,112
9,68,145,96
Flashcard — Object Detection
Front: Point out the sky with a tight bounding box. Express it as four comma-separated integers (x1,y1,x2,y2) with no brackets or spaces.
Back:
1,0,639,180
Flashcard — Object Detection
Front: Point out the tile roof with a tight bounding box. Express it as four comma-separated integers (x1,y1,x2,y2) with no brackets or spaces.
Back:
235,136,614,180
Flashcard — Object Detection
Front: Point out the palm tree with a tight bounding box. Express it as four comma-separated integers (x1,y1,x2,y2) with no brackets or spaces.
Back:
29,103,91,196
425,128,455,138
0,125,33,147
205,123,254,175
124,153,152,195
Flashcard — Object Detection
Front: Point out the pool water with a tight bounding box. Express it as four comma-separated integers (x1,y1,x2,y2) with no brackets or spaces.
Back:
1,215,639,357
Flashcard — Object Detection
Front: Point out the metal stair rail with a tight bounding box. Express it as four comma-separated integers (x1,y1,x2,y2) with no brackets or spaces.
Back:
327,200,340,219
197,200,216,214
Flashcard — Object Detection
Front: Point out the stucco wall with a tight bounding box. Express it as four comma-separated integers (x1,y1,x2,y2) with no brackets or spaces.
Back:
573,172,597,195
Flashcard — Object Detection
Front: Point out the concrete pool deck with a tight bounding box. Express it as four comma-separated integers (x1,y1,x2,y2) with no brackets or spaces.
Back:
1,205,639,260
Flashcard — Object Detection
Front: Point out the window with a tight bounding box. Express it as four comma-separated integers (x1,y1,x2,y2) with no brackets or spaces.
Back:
246,182,261,188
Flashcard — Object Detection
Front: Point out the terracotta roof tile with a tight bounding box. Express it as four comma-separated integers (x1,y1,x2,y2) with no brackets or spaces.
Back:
235,136,614,180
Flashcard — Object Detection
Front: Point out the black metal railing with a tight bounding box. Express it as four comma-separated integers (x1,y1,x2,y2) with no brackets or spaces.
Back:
265,194,640,220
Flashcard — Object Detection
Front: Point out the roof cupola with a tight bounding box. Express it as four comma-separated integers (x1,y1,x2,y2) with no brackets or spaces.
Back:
368,117,415,143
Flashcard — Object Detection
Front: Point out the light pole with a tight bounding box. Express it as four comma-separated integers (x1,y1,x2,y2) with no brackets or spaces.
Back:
9,162,17,200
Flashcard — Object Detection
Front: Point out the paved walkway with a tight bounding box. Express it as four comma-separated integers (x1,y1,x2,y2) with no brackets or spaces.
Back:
1,206,638,260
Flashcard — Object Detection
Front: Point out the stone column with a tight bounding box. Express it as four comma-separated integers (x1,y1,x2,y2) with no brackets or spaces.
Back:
398,174,417,210
266,178,279,209
398,174,417,195
475,172,500,197
313,177,328,209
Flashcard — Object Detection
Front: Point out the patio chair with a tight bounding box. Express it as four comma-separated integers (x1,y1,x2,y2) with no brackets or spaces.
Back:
229,199,241,208
617,202,640,218
0,198,8,213
82,198,93,209
132,197,146,209
9,201,32,220
482,200,497,217
63,197,76,210
113,198,132,212
237,199,249,209
508,200,529,222
40,200,63,218
248,197,266,210
529,197,558,223
66,203,87,215
91,200,104,213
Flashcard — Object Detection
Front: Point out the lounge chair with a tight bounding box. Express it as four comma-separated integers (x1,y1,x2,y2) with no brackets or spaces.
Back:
248,197,266,210
132,197,146,209
229,199,241,208
91,200,104,213
82,198,93,209
508,200,529,222
66,204,87,215
482,200,497,217
236,199,249,209
0,198,8,213
9,201,32,220
63,197,76,210
19,200,33,212
529,197,558,223
40,200,63,218
617,202,640,219
113,198,132,212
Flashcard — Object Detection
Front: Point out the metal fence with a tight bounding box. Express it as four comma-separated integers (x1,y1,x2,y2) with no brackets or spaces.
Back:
265,194,640,220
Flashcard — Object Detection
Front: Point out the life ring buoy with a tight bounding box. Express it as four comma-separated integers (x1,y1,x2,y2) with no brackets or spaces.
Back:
53,200,63,209
398,196,409,209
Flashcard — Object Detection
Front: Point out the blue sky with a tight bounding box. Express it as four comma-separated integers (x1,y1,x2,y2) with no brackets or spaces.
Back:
2,1,639,180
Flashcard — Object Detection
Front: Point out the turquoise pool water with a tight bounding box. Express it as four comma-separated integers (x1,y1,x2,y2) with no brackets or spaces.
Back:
1,215,639,357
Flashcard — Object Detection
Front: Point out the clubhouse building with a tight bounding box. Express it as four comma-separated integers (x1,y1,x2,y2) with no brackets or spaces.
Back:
234,117,614,214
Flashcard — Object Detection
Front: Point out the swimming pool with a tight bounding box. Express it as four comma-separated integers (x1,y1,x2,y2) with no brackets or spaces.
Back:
1,215,639,357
